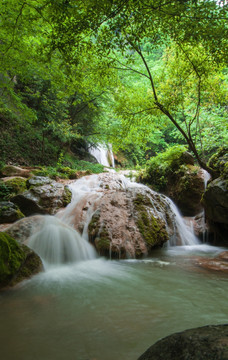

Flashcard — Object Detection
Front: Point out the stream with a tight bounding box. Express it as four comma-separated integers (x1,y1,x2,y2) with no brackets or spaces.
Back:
0,168,227,360
0,245,227,360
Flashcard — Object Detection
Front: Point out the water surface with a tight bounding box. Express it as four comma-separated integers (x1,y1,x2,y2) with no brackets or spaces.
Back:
0,245,227,360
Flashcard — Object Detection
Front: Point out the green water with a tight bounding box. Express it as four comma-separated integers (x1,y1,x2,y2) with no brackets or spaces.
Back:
0,245,227,360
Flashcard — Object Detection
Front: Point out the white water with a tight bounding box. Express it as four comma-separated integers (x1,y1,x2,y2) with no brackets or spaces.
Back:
27,172,200,268
28,216,96,268
89,144,115,167
166,198,199,246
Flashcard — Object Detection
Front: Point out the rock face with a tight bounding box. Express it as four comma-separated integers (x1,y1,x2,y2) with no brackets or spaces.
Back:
0,201,24,223
202,147,228,245
138,324,228,360
203,178,228,225
0,232,43,289
11,176,72,216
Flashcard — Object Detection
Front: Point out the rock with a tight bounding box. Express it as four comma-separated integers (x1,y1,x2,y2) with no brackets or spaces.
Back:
181,151,195,165
1,177,27,196
0,201,24,224
138,324,228,360
70,173,176,258
170,167,205,216
0,165,32,178
202,177,228,225
5,215,44,244
0,232,43,289
193,251,228,273
11,176,72,216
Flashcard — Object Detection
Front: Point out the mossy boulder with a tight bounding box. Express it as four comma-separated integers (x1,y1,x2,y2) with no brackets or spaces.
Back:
208,146,228,179
138,324,228,360
133,193,168,249
2,177,27,196
0,201,24,224
11,176,72,216
0,232,43,289
202,148,228,245
139,146,205,216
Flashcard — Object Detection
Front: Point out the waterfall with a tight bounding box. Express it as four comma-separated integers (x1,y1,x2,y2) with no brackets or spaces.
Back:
89,144,115,167
28,216,96,268
27,172,200,266
166,198,199,246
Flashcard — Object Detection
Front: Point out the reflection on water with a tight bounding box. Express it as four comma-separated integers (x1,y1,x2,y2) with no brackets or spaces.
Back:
0,246,227,360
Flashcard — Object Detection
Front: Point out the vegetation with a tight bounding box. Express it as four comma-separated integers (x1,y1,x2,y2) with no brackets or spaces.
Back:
0,0,227,173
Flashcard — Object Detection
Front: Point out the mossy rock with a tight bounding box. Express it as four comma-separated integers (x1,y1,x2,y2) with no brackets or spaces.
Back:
208,146,228,179
133,193,168,249
3,177,27,196
62,186,72,206
0,201,25,224
0,232,42,289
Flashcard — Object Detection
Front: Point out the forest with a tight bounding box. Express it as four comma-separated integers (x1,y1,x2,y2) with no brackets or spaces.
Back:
0,0,227,172
0,2,228,360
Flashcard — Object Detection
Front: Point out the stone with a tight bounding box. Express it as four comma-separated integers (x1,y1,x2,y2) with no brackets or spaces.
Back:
11,176,72,216
0,232,43,289
69,173,178,258
0,201,24,224
138,324,228,360
193,251,228,273
0,165,32,178
202,177,228,225
5,215,44,244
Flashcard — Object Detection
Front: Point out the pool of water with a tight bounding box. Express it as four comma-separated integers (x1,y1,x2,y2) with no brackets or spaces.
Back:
0,245,227,360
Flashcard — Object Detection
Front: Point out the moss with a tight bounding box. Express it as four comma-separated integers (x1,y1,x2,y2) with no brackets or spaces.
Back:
3,177,27,198
134,194,168,249
62,187,72,206
0,232,25,286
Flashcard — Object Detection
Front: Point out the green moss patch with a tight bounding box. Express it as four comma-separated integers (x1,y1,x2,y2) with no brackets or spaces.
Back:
134,194,168,249
0,232,25,287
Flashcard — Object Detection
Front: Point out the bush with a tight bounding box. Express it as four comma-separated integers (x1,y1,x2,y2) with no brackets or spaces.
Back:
139,145,188,191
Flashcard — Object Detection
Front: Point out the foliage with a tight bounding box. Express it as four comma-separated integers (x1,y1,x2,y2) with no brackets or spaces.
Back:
139,145,188,191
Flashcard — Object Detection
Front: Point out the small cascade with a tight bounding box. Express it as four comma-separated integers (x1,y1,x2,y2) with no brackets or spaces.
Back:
28,216,96,268
27,171,202,267
165,198,200,246
89,144,115,167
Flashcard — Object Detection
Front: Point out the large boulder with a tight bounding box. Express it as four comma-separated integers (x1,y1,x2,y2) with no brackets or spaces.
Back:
11,176,72,216
138,324,228,360
0,232,43,289
202,147,228,245
139,147,205,216
0,201,24,224
68,173,179,259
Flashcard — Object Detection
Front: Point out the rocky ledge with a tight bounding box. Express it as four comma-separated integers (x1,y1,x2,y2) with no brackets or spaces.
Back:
138,324,228,360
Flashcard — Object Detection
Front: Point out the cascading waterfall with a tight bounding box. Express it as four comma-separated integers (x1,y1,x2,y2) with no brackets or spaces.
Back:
28,172,201,267
89,144,115,167
165,198,199,246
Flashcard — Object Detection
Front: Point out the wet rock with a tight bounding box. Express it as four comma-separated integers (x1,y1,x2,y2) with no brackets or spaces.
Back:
194,251,228,273
138,324,228,360
0,232,43,289
11,176,72,216
72,173,176,258
169,167,205,216
0,201,24,224
181,151,195,165
5,215,44,244
202,177,228,225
